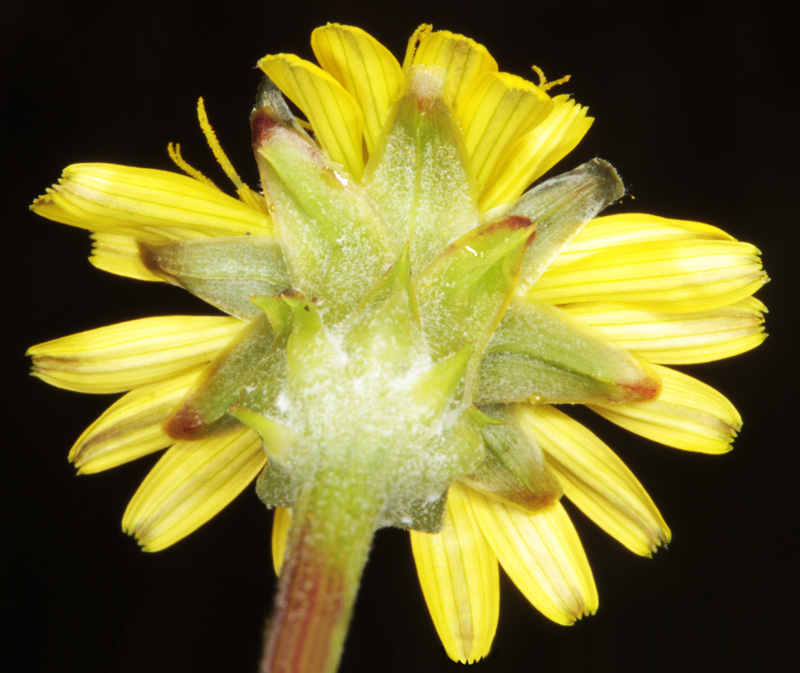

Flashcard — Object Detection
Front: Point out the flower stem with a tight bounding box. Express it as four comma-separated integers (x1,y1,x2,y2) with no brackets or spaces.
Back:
259,471,382,673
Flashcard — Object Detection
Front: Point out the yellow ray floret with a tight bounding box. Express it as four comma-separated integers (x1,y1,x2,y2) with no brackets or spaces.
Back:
70,368,204,474
469,490,598,625
410,483,499,663
564,297,767,364
515,404,670,556
28,316,244,394
550,213,735,269
123,427,266,552
409,28,499,111
457,71,553,193
89,232,164,281
533,238,766,312
32,164,272,239
479,95,593,210
590,364,742,453
258,53,366,180
271,506,292,576
311,24,404,154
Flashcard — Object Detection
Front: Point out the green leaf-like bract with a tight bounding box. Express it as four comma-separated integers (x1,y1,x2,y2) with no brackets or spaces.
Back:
479,297,660,405
140,236,290,319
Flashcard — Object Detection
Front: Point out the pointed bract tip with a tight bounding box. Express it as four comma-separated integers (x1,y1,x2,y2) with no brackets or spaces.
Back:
490,215,537,247
478,214,536,237
163,407,205,440
251,107,281,147
621,369,662,402
405,64,448,111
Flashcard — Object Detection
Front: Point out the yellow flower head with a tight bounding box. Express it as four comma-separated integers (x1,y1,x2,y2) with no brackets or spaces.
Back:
28,24,767,672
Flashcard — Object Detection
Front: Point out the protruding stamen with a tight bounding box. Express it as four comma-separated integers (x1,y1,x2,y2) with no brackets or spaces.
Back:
531,65,571,91
167,142,218,188
197,97,268,212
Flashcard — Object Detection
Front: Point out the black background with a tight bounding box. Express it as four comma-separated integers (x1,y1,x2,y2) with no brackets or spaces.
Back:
4,1,796,671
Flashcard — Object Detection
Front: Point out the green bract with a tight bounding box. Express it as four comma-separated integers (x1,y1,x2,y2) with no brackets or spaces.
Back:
159,71,631,535
144,71,630,672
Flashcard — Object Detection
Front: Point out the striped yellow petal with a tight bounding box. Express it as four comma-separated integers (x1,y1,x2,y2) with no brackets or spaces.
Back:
70,368,204,474
410,483,499,663
551,213,735,269
457,71,553,194
123,427,266,551
480,95,593,210
31,163,271,239
28,316,244,394
258,53,365,179
532,239,766,312
564,297,767,364
271,506,292,576
514,404,670,556
89,232,163,281
590,364,742,454
411,29,498,111
311,24,404,153
469,490,597,625
553,213,735,267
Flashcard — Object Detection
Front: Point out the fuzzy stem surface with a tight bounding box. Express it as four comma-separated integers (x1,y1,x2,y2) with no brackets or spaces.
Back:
259,468,383,673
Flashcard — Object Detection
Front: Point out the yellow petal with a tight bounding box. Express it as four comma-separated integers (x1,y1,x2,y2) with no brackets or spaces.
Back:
514,404,670,556
311,24,404,153
123,427,266,551
71,368,204,474
470,490,598,625
410,29,498,111
271,506,292,576
532,239,766,313
564,297,767,364
551,213,735,269
32,163,271,239
480,95,593,210
410,483,499,663
258,53,365,179
457,71,553,194
28,316,244,394
89,232,163,281
590,364,742,454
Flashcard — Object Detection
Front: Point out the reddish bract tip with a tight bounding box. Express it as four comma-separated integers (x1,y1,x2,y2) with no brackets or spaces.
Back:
481,215,537,246
279,288,307,300
502,485,561,512
622,374,662,402
507,215,538,247
251,108,280,147
164,407,206,440
504,215,535,231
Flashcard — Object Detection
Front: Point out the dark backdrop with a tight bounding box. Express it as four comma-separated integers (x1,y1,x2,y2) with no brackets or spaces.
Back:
4,1,795,671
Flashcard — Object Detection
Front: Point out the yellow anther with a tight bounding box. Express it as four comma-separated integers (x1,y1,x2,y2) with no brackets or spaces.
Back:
531,65,572,92
167,142,218,189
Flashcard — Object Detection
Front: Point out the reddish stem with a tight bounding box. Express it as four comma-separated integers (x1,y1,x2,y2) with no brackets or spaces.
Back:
259,481,380,673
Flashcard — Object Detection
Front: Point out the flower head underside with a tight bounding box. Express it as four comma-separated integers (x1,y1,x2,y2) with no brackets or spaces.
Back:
28,23,767,672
